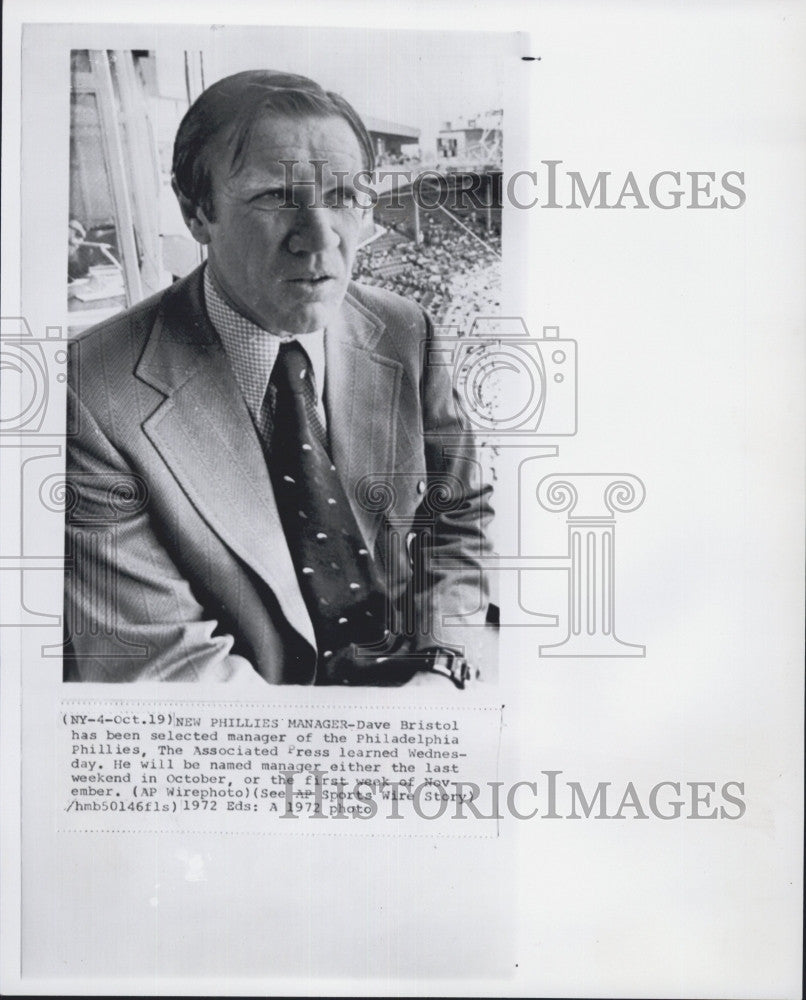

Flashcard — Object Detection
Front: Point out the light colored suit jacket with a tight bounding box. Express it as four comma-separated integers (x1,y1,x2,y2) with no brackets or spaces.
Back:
64,266,492,684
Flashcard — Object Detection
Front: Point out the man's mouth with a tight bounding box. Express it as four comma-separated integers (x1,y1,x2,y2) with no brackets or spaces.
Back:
285,274,339,300
288,274,334,285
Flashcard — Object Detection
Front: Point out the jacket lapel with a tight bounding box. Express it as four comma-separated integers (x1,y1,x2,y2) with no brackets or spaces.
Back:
135,268,315,650
325,289,403,553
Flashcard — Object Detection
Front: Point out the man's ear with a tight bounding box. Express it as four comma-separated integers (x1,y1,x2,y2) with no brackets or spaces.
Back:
171,176,213,245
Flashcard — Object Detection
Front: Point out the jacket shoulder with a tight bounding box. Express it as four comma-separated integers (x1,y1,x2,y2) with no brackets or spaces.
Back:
68,269,206,385
68,287,170,392
346,280,428,332
71,285,169,349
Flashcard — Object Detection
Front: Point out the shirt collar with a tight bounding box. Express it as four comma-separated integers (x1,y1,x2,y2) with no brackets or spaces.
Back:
202,265,327,424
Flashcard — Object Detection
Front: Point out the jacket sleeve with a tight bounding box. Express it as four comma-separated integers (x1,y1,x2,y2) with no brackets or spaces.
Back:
406,308,495,656
64,376,265,686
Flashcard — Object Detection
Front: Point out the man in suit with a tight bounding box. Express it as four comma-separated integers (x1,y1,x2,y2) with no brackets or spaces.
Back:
64,69,493,686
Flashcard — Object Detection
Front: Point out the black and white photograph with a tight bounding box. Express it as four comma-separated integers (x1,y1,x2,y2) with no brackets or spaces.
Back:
62,48,503,687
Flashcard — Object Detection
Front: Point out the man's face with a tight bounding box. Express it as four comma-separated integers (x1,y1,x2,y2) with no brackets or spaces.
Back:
195,114,369,334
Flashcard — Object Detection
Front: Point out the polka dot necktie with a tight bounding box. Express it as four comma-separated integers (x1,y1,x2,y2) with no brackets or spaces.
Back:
265,340,389,669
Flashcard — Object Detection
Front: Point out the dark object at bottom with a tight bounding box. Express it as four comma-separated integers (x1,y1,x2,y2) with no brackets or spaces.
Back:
315,644,426,686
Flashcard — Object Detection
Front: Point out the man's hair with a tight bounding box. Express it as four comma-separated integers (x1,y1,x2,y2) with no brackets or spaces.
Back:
172,69,375,220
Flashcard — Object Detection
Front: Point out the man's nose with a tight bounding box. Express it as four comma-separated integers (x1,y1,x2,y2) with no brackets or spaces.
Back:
286,206,341,255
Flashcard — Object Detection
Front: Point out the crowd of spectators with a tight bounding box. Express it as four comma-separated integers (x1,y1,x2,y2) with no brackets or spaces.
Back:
353,208,501,329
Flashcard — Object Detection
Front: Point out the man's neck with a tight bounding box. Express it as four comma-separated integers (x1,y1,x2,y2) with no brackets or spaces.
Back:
205,262,323,339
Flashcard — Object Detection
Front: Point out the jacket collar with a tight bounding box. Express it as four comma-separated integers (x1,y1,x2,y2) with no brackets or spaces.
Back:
136,266,315,650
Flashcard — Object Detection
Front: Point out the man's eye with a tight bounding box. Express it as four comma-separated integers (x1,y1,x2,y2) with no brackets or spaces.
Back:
252,189,289,206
